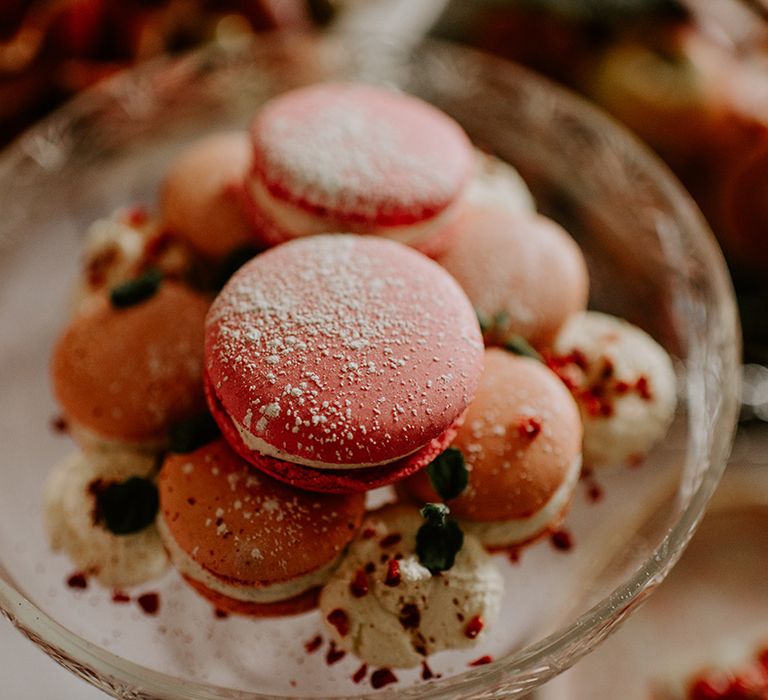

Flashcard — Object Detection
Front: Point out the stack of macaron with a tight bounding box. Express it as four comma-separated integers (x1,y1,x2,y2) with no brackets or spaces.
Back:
44,79,679,674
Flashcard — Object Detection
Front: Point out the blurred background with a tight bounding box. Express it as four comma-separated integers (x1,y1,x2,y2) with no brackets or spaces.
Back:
1,2,767,698
2,0,767,420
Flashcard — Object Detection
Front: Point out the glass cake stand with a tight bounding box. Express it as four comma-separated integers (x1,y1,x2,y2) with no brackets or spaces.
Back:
0,33,740,700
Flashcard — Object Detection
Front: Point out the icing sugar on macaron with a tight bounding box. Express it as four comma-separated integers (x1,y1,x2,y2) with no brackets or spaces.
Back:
242,82,473,253
160,131,256,260
401,348,583,549
52,279,209,452
157,439,365,616
549,311,677,469
437,205,589,349
205,234,484,493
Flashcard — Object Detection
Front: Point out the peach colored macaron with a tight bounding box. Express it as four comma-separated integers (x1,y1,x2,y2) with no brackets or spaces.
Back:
157,440,365,616
437,204,589,349
52,279,209,451
400,348,583,549
242,82,473,254
204,234,484,493
160,131,255,260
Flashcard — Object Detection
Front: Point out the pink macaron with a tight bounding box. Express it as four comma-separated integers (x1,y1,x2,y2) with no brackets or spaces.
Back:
160,131,256,260
204,234,484,493
437,204,589,349
241,82,474,254
400,348,583,550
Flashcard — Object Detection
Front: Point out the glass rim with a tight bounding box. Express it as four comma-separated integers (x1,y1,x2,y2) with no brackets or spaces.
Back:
0,31,742,700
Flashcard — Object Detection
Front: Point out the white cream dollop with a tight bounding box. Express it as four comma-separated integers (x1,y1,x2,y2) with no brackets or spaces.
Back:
553,311,677,469
319,504,503,668
44,450,169,587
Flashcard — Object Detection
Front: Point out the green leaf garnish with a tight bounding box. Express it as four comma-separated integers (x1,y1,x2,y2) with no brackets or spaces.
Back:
475,309,492,334
493,310,510,329
416,503,464,574
93,477,159,536
427,447,468,501
109,268,163,309
168,412,220,453
503,335,542,361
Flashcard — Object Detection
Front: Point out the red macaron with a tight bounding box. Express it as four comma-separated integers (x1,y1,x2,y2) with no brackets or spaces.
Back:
204,234,484,493
241,82,474,254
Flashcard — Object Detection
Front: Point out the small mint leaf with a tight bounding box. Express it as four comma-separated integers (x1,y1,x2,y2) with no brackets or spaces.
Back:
427,447,468,501
420,502,449,527
475,309,491,334
109,268,163,309
416,503,464,574
503,335,542,361
493,310,510,329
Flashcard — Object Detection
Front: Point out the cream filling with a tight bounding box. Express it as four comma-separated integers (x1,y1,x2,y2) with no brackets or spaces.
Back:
246,175,463,245
233,417,422,470
157,516,343,603
462,454,582,548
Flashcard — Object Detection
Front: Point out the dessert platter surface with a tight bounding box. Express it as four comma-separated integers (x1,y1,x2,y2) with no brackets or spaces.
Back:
0,36,738,699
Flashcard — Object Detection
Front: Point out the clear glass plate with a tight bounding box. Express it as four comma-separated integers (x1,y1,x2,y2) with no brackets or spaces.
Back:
539,424,768,699
0,33,740,700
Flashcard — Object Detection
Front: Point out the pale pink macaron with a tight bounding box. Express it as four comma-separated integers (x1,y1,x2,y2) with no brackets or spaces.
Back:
401,348,583,550
160,131,256,260
241,82,474,255
437,204,589,349
204,234,484,493
158,440,365,616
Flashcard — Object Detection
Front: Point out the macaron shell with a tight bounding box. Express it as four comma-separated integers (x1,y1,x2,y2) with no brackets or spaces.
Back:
206,371,463,494
51,281,209,443
159,440,365,585
160,131,255,259
401,348,582,521
248,82,473,227
205,235,483,469
437,206,588,349
183,575,320,617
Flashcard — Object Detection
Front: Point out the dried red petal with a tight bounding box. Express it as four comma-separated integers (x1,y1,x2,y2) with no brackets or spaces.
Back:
384,559,401,587
326,608,350,637
349,569,369,598
464,615,484,639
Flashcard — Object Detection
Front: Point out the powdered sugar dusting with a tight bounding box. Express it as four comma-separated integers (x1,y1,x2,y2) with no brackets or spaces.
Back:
250,83,472,225
205,235,483,467
160,442,364,582
424,349,582,521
